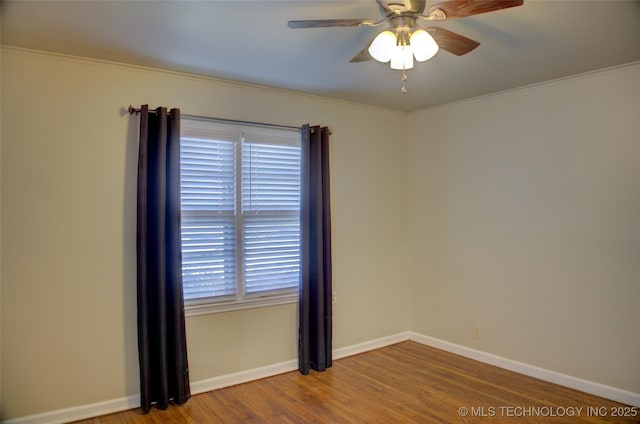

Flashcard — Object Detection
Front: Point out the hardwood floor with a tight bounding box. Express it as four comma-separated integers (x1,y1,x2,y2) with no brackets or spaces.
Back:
74,341,639,423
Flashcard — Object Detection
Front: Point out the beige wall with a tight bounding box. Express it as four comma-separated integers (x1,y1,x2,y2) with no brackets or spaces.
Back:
408,63,640,393
2,46,638,421
0,48,410,419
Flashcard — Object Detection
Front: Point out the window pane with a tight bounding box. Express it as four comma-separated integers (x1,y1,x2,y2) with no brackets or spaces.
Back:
180,135,237,300
243,214,300,294
242,142,301,212
242,141,301,295
181,137,235,212
181,214,237,299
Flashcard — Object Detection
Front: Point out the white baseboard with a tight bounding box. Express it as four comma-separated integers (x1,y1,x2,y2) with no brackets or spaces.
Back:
6,330,638,423
2,395,140,424
190,359,298,396
333,331,411,360
408,331,640,408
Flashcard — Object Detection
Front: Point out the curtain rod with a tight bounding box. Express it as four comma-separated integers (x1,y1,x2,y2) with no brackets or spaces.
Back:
128,105,301,132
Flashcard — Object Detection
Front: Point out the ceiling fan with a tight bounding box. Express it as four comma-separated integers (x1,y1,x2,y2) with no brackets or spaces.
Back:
288,0,524,93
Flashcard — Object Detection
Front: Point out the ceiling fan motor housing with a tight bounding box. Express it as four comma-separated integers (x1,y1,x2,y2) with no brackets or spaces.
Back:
379,0,426,14
390,15,418,33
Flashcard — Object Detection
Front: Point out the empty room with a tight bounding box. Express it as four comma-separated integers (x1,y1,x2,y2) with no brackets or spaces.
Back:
1,1,639,422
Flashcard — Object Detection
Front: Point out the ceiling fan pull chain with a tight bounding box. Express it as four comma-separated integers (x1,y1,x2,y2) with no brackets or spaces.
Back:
401,69,408,94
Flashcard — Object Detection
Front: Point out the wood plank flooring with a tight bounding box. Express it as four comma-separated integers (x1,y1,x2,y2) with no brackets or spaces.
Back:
74,341,639,423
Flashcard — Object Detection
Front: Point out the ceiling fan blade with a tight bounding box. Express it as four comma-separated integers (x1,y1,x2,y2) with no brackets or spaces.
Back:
350,40,375,63
427,0,523,20
288,19,376,28
427,27,480,56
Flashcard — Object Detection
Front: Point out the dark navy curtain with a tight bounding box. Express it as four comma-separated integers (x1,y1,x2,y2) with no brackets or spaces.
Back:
298,124,333,375
136,104,190,411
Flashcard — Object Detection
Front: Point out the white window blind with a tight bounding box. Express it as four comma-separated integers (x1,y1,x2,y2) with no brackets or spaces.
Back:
242,139,301,296
180,118,301,312
180,136,236,300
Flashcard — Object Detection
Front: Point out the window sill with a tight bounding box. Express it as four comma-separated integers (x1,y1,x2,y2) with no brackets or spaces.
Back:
185,292,298,317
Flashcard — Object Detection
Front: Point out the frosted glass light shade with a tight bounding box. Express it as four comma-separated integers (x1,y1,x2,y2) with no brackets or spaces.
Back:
410,30,439,62
390,45,414,70
368,31,396,63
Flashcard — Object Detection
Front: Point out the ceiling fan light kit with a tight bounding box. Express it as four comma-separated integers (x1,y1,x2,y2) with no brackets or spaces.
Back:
410,30,439,62
368,29,439,70
288,0,524,93
390,45,414,70
368,30,396,62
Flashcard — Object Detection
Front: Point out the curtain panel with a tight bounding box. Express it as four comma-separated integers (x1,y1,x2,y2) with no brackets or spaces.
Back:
136,104,190,411
298,124,333,375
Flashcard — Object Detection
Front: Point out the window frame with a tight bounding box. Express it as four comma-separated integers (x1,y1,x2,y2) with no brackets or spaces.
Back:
180,116,302,317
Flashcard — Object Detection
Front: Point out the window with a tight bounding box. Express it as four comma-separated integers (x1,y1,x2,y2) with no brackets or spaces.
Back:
180,117,301,315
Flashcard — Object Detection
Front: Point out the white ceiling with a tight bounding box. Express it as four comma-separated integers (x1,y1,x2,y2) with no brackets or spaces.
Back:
2,0,639,111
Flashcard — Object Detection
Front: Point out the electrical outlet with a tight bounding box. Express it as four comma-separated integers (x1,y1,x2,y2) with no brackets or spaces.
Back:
332,292,337,304
472,325,481,340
